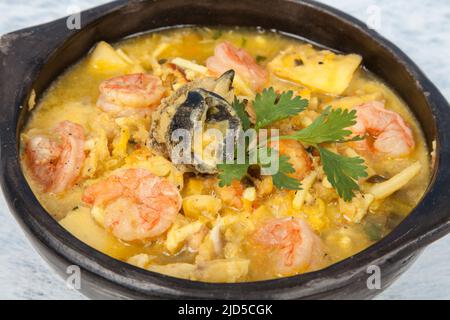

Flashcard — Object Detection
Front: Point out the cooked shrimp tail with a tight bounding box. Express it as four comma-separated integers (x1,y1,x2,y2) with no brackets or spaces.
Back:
97,73,164,116
206,41,268,91
25,120,86,193
82,168,181,242
254,217,324,274
349,101,415,157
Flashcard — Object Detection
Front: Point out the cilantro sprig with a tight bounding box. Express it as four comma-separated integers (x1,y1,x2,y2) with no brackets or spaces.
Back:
271,153,303,190
278,106,368,199
217,146,300,190
253,88,308,129
220,87,368,201
280,107,360,144
232,97,251,131
259,146,302,190
217,162,250,187
318,147,368,201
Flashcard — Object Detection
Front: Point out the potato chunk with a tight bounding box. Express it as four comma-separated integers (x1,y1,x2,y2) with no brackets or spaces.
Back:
268,45,362,95
182,195,222,220
166,220,205,254
89,41,144,74
127,253,152,268
195,259,250,282
60,207,140,260
182,178,205,196
89,41,129,71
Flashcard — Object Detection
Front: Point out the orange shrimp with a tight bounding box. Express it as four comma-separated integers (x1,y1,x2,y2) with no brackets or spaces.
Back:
349,101,415,157
254,217,324,275
206,41,268,91
82,168,181,242
25,121,85,193
271,139,312,180
97,73,164,116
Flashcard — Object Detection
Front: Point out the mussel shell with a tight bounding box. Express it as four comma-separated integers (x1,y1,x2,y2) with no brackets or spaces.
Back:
149,70,242,174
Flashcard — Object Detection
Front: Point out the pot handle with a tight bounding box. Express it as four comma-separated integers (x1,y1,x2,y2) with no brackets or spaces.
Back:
0,0,127,127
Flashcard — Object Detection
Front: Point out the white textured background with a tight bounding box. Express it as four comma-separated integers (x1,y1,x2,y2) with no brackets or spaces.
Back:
0,0,449,300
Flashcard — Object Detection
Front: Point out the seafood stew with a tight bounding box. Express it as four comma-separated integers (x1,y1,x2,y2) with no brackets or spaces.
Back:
20,27,431,282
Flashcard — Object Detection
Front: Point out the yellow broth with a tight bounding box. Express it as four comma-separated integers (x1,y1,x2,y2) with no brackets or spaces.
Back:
20,27,431,282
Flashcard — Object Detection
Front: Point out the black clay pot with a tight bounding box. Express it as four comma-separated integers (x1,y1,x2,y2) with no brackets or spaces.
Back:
1,0,450,300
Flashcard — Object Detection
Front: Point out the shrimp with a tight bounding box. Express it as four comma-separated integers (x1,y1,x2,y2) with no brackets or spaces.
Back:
272,139,312,180
25,121,85,193
349,101,415,157
82,168,181,242
206,41,268,91
254,217,324,275
97,73,164,116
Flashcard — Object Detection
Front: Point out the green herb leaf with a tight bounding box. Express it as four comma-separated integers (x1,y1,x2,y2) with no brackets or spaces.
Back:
284,107,358,144
318,147,368,201
220,90,368,201
272,154,302,190
260,148,302,190
217,162,250,187
232,97,251,131
254,87,308,129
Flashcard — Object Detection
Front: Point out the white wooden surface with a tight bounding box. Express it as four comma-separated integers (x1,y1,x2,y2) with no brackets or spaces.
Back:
0,0,449,299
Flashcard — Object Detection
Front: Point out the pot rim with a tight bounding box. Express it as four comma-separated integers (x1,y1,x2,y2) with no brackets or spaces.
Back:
1,0,450,299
